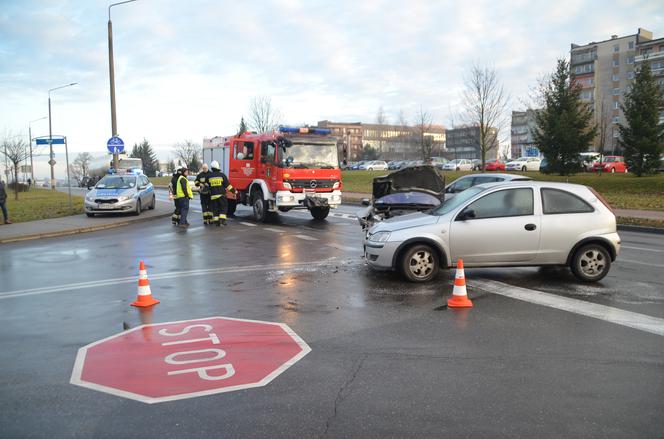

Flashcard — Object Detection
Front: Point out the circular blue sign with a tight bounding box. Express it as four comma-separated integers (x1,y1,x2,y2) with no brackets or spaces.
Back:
107,136,125,154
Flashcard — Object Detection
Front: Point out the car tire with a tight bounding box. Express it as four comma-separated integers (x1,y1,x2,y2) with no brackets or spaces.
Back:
310,206,330,220
368,167,374,171
149,195,156,209
86,213,94,217
400,244,439,282
610,167,616,173
251,190,267,222
521,166,527,172
456,167,460,171
570,244,611,282
134,199,142,216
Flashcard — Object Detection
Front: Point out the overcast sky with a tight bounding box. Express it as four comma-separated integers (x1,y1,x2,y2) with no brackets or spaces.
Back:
1,0,662,178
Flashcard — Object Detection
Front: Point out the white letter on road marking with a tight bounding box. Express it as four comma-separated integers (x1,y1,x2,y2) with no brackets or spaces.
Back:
168,364,236,381
158,324,213,337
161,333,220,346
165,348,226,365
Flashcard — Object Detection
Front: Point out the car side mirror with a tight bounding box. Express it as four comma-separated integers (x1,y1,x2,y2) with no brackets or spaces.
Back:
457,209,476,221
361,198,371,207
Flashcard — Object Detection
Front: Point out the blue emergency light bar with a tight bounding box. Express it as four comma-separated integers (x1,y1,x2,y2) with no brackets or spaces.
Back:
278,126,332,135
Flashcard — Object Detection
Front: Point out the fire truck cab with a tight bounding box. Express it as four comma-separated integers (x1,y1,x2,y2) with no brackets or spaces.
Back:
202,127,343,222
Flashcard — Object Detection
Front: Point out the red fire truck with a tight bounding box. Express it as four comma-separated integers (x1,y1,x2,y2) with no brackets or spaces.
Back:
202,127,343,222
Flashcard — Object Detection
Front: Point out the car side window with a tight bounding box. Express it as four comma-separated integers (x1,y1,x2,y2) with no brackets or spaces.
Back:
234,141,254,160
260,141,276,163
464,188,534,219
541,188,594,214
450,177,474,193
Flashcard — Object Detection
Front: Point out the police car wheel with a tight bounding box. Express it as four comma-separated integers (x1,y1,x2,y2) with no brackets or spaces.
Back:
149,195,156,209
134,199,142,215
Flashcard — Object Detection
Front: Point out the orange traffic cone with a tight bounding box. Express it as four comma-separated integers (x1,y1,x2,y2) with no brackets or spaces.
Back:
131,261,160,307
447,259,473,308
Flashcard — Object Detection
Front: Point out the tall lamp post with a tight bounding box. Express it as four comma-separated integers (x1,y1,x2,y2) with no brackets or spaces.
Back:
108,0,137,172
48,83,77,190
28,116,47,185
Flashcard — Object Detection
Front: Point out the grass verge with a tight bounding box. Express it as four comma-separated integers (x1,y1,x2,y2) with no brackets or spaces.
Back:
616,216,664,229
3,188,84,224
340,170,664,211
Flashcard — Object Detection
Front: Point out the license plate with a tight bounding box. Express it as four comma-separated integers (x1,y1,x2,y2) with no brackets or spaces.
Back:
98,204,115,209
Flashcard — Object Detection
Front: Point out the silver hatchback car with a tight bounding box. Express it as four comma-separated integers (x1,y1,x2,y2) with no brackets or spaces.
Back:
364,181,620,282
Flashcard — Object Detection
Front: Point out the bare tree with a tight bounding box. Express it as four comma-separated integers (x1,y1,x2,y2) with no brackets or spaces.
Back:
249,96,282,133
595,92,612,157
375,106,388,154
73,152,93,180
461,64,509,170
1,134,30,200
172,140,202,172
413,106,434,161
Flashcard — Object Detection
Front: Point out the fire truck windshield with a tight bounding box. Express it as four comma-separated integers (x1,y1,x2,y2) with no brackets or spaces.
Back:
279,142,339,169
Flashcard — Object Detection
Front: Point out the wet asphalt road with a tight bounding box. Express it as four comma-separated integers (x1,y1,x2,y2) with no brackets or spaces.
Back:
1,197,663,438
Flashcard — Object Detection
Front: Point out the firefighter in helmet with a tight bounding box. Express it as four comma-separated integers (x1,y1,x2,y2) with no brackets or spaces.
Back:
169,166,182,225
195,163,212,225
208,160,235,226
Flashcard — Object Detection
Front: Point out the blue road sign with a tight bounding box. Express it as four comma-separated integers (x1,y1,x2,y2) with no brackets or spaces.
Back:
107,136,125,154
36,137,65,145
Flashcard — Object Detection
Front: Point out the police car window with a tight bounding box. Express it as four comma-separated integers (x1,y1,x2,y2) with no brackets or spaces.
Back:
541,188,594,214
465,188,533,219
235,142,254,160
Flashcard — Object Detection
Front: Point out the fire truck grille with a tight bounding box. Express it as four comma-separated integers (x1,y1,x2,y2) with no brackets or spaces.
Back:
286,179,336,190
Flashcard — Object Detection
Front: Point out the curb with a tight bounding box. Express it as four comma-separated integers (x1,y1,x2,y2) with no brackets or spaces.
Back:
0,212,172,244
617,224,664,235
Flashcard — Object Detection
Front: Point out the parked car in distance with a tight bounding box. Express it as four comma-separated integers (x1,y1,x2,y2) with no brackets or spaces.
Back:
359,160,389,171
388,161,403,170
593,156,628,173
471,159,482,170
579,152,601,172
350,161,366,170
483,160,506,171
506,156,541,171
443,173,531,200
364,180,620,283
441,159,474,171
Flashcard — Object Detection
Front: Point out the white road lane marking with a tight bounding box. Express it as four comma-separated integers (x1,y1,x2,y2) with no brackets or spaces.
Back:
621,245,664,253
474,279,664,337
325,244,360,252
264,228,285,233
0,260,342,300
239,222,257,227
618,258,664,268
294,234,318,241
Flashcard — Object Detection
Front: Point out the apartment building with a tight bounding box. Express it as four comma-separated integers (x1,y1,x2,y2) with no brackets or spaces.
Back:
445,126,498,160
511,110,539,158
363,123,446,160
634,35,664,123
570,28,656,152
316,120,363,161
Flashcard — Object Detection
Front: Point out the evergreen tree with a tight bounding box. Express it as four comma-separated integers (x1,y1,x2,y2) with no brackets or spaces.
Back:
534,59,596,175
618,62,664,176
238,117,248,135
130,138,159,177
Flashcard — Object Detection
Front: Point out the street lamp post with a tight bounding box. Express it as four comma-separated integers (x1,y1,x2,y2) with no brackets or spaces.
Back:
48,83,77,190
28,116,47,186
108,0,137,172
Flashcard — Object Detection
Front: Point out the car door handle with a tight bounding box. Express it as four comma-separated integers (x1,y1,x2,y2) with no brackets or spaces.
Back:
524,223,537,231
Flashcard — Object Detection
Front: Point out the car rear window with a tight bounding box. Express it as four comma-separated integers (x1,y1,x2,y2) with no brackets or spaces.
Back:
541,188,594,214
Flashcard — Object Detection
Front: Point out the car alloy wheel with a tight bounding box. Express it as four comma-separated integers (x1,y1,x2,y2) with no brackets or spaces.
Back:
610,167,616,173
401,244,438,282
571,244,611,282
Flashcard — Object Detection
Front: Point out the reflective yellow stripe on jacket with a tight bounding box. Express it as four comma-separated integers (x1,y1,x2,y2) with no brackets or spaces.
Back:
174,175,193,199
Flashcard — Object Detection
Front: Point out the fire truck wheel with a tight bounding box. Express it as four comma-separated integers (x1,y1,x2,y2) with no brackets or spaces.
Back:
251,191,267,222
310,206,330,220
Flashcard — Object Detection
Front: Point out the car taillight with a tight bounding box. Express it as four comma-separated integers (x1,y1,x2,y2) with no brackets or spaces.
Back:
589,187,613,213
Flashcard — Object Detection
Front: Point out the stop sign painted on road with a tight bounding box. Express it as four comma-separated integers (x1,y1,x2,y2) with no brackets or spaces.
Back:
70,317,311,404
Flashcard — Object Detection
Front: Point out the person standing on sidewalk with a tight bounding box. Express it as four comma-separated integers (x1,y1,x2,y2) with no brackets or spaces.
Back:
0,179,11,224
173,167,193,228
194,163,212,225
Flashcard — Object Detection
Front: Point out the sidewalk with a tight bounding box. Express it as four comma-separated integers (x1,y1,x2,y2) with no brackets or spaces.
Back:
342,192,664,221
0,203,172,244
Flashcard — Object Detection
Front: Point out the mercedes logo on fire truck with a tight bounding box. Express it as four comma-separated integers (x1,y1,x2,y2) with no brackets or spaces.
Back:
309,180,318,189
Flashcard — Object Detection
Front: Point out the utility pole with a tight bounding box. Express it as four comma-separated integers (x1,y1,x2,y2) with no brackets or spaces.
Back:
108,0,137,171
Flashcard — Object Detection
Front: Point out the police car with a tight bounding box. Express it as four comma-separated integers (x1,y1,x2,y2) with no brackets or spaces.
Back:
84,173,156,216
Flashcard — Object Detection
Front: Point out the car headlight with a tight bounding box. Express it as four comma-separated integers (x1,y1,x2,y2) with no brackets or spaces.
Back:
118,196,130,202
283,182,292,190
368,231,391,242
333,181,340,189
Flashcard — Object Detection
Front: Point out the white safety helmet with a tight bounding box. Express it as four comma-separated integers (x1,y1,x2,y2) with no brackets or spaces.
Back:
210,160,220,170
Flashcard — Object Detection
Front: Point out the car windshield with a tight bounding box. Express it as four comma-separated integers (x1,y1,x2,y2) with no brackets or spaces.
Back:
95,176,136,189
279,142,339,169
432,186,486,216
604,157,619,162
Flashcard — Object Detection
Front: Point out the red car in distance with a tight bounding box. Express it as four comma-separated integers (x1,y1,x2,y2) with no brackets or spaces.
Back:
483,159,506,171
593,156,628,173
